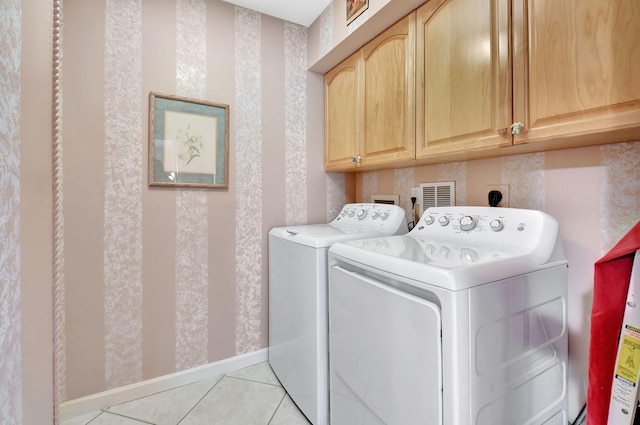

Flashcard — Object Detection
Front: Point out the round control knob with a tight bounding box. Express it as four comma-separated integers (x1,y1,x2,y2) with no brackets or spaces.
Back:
459,216,477,231
371,211,380,219
438,216,450,226
423,215,435,225
341,210,348,216
348,210,355,217
357,209,367,219
380,211,389,221
439,246,451,258
489,219,504,232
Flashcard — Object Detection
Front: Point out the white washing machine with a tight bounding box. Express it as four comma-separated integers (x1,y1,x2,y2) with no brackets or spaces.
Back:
269,203,407,425
328,206,568,425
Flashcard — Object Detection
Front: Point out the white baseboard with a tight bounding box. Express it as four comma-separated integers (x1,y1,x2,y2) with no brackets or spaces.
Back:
59,348,269,421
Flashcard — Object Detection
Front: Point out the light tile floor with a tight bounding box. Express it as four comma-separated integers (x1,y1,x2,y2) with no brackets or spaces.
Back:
61,363,312,425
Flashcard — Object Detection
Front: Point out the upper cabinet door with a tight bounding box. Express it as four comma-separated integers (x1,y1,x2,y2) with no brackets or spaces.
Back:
513,0,640,145
325,53,360,171
359,13,416,167
416,0,512,158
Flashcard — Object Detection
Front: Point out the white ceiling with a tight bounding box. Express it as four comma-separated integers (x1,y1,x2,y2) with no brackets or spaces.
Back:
222,0,333,27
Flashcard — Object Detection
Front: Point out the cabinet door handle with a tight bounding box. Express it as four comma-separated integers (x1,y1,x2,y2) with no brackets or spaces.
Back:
351,155,361,165
510,122,524,135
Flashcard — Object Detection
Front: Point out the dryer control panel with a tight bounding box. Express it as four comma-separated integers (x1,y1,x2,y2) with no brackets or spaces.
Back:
414,206,563,266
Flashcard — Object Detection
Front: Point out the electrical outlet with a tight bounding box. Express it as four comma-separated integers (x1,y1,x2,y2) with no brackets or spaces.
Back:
409,187,421,225
485,184,510,207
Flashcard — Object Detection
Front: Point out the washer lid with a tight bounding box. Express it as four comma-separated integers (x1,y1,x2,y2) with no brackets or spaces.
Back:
269,224,388,248
269,203,408,248
330,234,566,291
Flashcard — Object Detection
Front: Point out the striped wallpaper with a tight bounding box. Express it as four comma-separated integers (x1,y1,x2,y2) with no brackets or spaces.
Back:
234,6,264,355
438,161,467,205
58,0,324,401
175,0,210,372
103,0,144,390
600,142,640,252
318,2,334,59
356,145,640,249
0,0,23,423
326,173,346,221
502,152,545,210
284,21,308,226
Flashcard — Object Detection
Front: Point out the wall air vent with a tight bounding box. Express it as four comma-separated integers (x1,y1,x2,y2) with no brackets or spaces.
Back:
370,194,400,205
419,182,455,215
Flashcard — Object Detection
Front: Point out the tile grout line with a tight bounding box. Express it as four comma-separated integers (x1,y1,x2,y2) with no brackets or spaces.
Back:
266,393,288,425
225,375,284,388
175,375,226,425
86,409,156,425
72,365,285,425
103,411,156,424
174,364,285,424
84,410,103,424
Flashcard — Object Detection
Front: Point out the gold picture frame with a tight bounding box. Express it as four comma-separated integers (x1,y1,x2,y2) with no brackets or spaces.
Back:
347,0,368,25
148,92,229,189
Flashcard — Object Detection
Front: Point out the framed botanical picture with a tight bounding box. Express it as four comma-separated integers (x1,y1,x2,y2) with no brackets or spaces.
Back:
347,0,368,24
148,92,229,189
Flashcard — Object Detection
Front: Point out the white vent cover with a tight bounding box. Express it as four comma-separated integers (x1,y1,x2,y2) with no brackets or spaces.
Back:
419,182,455,215
370,194,400,205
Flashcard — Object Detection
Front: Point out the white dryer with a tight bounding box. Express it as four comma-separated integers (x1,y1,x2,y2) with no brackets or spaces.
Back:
269,203,407,425
328,206,568,425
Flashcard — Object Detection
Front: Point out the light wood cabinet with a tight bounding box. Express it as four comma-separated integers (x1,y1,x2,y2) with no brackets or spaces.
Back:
359,14,416,167
324,14,416,171
416,0,512,158
416,0,640,159
325,0,640,171
325,54,359,171
513,0,640,147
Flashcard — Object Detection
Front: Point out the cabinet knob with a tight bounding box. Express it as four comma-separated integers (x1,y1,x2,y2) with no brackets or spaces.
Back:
351,155,361,165
510,122,524,135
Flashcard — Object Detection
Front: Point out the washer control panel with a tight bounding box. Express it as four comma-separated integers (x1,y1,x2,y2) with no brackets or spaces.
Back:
332,203,406,232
